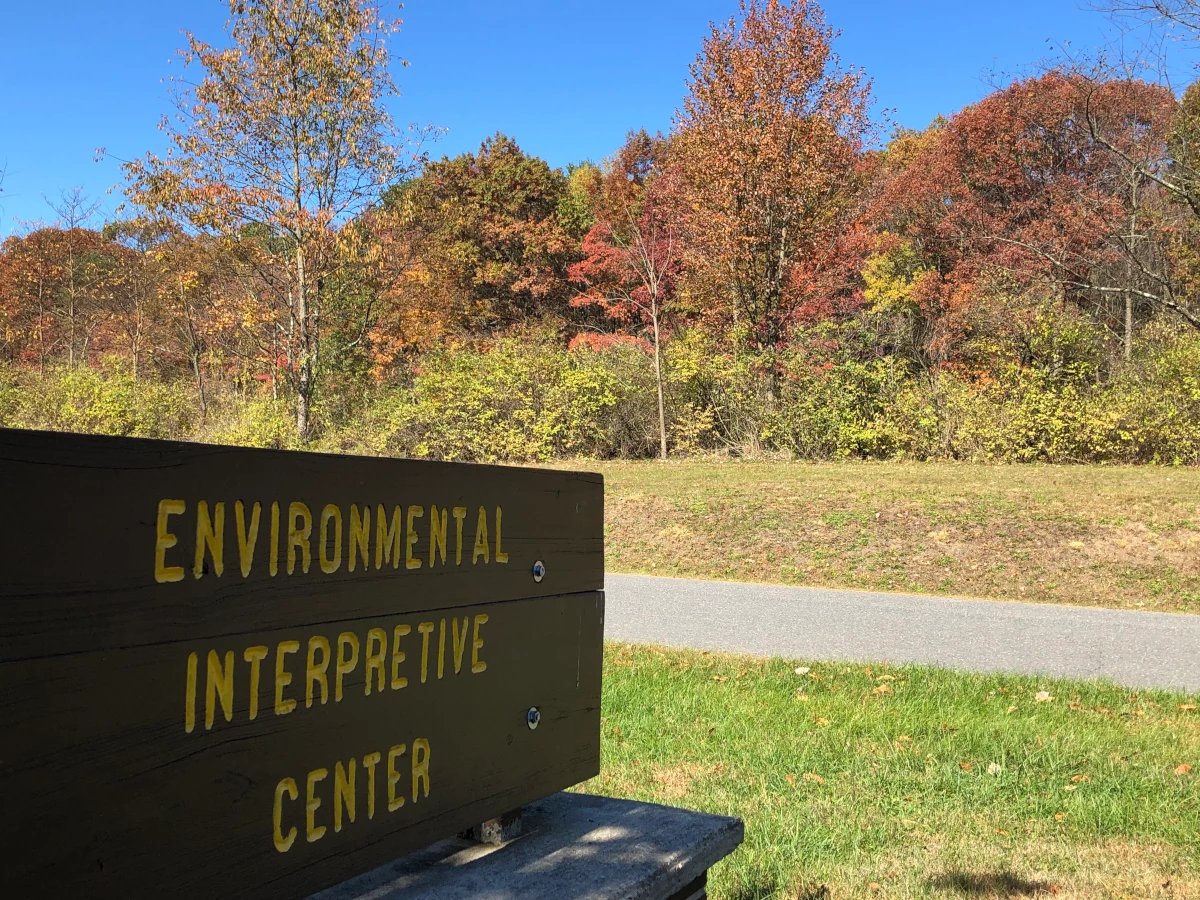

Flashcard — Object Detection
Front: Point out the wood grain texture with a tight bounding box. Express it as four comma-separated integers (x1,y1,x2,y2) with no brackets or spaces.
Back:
0,429,605,898
0,429,603,660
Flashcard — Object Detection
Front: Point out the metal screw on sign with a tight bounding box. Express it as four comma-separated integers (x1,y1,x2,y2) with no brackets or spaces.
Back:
532,560,546,583
526,707,541,730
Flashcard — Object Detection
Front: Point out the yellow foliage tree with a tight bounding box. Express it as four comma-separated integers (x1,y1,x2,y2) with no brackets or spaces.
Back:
124,0,429,439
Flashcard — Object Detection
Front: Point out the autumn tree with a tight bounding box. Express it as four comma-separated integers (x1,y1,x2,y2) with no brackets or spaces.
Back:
871,73,1181,365
359,189,458,374
0,227,128,369
0,231,64,367
103,220,176,378
381,134,582,338
124,0,426,440
673,0,873,389
569,130,680,459
1053,4,1200,343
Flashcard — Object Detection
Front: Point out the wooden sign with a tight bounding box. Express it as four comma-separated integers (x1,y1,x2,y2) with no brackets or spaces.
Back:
0,429,604,898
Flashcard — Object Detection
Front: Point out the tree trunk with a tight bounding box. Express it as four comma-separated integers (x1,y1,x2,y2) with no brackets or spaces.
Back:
67,291,76,367
1125,290,1133,362
1126,181,1138,362
192,351,207,418
295,244,311,442
132,316,141,380
651,301,668,461
37,281,46,374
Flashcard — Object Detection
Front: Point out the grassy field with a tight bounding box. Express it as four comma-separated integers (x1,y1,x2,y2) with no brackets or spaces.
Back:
596,460,1200,613
583,644,1200,900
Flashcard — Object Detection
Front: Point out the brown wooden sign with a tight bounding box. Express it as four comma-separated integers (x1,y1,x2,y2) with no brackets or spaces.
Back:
0,429,604,898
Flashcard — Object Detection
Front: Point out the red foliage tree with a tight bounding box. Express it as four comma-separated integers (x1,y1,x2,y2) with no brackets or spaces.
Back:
568,131,681,459
871,72,1180,364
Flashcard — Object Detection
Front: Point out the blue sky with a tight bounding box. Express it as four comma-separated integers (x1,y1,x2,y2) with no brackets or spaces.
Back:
0,0,1182,236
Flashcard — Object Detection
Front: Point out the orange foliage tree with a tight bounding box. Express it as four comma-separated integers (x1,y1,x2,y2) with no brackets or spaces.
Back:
0,228,131,369
388,135,582,330
673,0,874,387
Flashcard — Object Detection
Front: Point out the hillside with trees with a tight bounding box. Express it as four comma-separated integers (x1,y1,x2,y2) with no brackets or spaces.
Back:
5,0,1200,463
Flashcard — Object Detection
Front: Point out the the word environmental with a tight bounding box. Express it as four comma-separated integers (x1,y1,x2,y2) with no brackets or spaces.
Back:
0,428,604,898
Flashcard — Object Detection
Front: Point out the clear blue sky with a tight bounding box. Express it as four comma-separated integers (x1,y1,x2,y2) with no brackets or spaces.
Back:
0,0,1181,236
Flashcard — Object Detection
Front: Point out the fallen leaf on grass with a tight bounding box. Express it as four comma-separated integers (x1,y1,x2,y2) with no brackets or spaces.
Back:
1036,691,1053,703
712,676,728,683
1176,764,1193,775
794,666,810,676
872,684,893,696
803,772,825,785
785,774,797,787
1071,774,1091,783
1069,702,1084,710
1006,705,1018,714
1181,704,1197,712
1054,813,1065,822
960,762,974,772
815,717,830,727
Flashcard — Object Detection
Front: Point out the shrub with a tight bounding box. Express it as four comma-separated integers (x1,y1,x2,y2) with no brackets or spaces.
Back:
0,364,195,439
666,329,765,452
361,329,660,462
4,318,1200,465
198,395,302,450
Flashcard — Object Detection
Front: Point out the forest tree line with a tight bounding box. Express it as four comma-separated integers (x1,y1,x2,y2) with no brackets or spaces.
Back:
5,0,1200,462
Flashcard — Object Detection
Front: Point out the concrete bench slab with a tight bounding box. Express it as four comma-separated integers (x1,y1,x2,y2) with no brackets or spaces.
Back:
309,792,745,900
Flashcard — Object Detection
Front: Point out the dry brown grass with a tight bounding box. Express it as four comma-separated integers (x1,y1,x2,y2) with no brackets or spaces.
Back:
776,837,1200,898
593,459,1200,613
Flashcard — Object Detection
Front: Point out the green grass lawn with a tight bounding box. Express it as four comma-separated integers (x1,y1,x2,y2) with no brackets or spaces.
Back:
581,644,1200,900
594,459,1200,613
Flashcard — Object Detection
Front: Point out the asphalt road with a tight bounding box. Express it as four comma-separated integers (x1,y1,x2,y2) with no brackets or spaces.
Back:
604,574,1200,693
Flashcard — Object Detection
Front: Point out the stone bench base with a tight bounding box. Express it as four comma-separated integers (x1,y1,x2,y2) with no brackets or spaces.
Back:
309,792,744,900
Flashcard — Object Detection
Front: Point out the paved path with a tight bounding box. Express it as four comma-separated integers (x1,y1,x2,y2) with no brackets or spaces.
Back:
604,574,1200,693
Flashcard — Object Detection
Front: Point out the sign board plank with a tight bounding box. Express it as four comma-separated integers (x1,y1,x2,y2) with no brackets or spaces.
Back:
0,429,603,660
0,429,604,898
